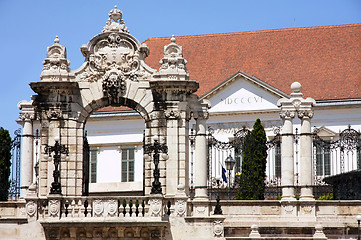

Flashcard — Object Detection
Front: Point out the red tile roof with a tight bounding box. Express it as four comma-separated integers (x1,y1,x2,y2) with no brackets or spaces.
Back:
144,24,361,101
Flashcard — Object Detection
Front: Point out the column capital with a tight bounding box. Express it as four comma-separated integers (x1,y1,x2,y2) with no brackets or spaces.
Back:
297,109,314,119
17,100,35,122
279,110,296,120
164,109,180,120
19,112,35,121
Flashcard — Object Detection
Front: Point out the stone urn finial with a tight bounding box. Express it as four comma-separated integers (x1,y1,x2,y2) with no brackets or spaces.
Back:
109,5,122,22
102,6,128,33
54,36,60,44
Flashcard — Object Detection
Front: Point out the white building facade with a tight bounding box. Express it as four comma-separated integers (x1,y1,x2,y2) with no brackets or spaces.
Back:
2,7,361,240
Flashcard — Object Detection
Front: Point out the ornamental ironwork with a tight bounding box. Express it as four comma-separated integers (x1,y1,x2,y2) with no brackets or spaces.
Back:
9,129,21,199
44,138,69,194
144,138,168,194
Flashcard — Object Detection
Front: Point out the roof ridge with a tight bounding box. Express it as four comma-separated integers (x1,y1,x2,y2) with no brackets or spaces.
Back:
144,23,361,41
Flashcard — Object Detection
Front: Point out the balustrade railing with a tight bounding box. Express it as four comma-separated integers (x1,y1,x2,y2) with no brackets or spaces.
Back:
27,196,174,220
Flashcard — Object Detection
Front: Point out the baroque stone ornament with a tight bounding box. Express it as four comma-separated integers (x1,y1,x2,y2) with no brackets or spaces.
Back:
26,201,37,217
213,220,224,237
149,198,162,217
159,36,187,75
298,110,314,119
102,6,129,33
76,6,153,88
93,200,104,217
301,205,313,215
175,200,186,217
19,112,35,121
41,36,71,81
165,109,180,119
46,108,63,120
49,199,60,217
279,110,295,119
107,200,117,217
102,70,126,104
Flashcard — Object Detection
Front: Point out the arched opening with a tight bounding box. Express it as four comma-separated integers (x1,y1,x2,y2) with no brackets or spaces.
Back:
82,98,149,196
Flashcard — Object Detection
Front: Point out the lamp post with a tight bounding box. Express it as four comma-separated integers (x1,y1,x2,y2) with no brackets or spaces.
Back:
144,136,168,195
44,136,69,195
225,155,236,200
213,177,222,215
357,215,361,240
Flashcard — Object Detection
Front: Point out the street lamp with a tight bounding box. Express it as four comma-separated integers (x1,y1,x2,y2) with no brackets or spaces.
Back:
213,177,222,215
44,136,69,195
356,215,361,240
225,155,236,200
144,136,168,195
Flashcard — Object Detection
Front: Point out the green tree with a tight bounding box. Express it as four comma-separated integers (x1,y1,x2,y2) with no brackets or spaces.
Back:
237,119,268,200
0,127,12,201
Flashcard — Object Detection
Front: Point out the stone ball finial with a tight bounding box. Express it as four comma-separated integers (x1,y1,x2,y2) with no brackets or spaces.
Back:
54,36,60,44
171,35,176,43
177,183,185,192
291,81,302,93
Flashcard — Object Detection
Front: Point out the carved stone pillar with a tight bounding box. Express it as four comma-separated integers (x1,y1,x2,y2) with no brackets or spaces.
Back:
279,110,295,200
299,109,315,200
194,112,208,200
165,109,181,197
18,101,35,197
278,82,316,201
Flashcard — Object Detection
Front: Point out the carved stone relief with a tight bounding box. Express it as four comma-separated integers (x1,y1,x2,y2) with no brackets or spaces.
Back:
26,200,37,218
174,199,186,217
213,220,224,237
149,198,162,217
48,199,60,218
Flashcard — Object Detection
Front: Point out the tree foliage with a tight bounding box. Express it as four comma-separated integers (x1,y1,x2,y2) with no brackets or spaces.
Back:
237,119,267,200
0,127,12,201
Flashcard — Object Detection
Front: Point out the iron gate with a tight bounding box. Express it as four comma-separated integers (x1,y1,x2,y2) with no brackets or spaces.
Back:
9,129,21,199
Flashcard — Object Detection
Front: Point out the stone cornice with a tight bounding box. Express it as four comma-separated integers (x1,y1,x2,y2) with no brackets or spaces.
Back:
30,82,78,95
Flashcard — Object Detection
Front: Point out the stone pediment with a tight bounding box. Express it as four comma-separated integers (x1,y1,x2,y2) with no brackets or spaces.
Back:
314,126,337,138
202,71,288,113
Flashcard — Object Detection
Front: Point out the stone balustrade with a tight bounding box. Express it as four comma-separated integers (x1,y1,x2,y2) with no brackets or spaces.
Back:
25,195,174,221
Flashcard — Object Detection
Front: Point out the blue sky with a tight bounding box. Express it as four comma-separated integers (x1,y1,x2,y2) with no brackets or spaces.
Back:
0,0,360,137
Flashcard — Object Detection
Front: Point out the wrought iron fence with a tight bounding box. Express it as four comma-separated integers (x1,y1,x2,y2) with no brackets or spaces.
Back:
204,124,359,200
9,129,21,199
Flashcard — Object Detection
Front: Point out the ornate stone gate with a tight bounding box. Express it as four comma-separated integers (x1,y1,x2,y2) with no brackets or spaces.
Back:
18,6,209,200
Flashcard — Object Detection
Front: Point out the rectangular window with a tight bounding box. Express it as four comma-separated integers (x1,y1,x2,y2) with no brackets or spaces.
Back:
89,149,97,183
316,141,331,176
122,148,135,182
274,142,281,178
234,148,243,174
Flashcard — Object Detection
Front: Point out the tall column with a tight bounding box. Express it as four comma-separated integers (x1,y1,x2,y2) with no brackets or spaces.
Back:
280,111,295,200
18,101,35,197
299,109,315,200
194,114,208,199
278,82,316,202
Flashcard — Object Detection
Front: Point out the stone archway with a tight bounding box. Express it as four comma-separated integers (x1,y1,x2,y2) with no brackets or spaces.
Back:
24,6,208,198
